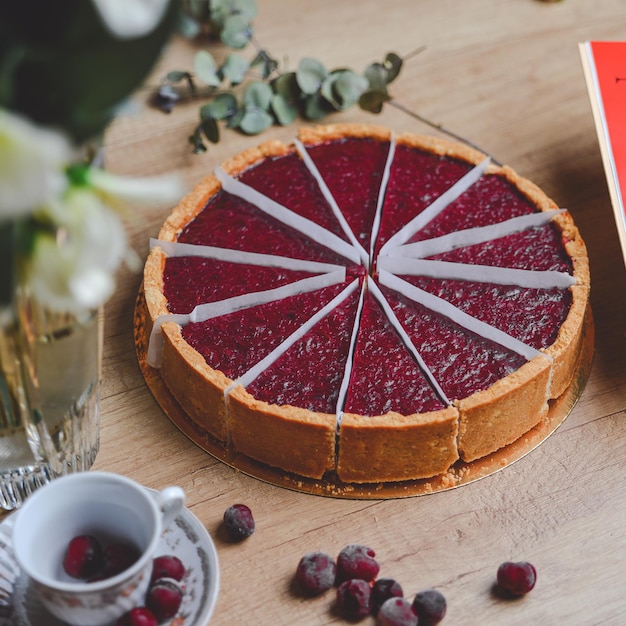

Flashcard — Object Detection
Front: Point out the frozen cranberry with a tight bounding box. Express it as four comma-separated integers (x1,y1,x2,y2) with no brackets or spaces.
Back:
63,535,104,579
102,543,141,578
115,607,158,626
146,579,183,621
378,597,418,626
497,561,537,596
336,544,380,582
336,578,372,618
295,551,336,594
223,504,255,540
372,578,404,613
411,589,447,625
151,554,186,583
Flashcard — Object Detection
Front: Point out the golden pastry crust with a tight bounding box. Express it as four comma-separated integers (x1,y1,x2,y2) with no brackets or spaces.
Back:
141,122,589,485
228,386,337,479
455,356,552,462
337,407,459,483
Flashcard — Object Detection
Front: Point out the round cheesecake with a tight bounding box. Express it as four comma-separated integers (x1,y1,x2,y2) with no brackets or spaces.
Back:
142,123,589,484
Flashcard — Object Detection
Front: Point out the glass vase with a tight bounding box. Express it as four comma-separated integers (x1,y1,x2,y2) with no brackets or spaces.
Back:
0,293,101,510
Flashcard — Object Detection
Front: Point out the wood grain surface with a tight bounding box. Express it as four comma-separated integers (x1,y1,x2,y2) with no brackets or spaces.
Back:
92,1,626,623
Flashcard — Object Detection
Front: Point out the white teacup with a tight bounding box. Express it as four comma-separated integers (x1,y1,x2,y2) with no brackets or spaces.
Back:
12,471,185,626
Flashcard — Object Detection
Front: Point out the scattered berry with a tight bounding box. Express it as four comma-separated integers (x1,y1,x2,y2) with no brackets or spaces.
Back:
497,561,537,596
115,607,158,626
372,578,404,613
295,551,336,594
146,579,183,621
336,544,380,582
223,504,255,540
411,589,447,625
63,535,104,579
377,597,418,626
151,555,186,583
336,578,372,618
102,543,141,578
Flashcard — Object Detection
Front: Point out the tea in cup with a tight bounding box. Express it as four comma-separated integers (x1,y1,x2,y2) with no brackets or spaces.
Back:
12,471,185,626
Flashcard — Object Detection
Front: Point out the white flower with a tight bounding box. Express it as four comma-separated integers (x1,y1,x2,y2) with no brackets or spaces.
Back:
0,109,73,220
91,0,171,39
29,189,128,313
87,167,186,206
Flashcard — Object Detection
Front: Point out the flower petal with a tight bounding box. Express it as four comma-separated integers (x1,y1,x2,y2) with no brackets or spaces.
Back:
0,109,72,219
91,0,171,39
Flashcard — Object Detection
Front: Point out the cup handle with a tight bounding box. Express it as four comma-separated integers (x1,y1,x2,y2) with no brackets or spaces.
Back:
153,486,185,529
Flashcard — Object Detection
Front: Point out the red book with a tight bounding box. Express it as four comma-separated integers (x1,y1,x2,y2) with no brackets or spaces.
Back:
580,41,626,266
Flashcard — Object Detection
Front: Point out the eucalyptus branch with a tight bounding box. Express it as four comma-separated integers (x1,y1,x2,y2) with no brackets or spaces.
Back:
387,101,502,166
154,0,498,160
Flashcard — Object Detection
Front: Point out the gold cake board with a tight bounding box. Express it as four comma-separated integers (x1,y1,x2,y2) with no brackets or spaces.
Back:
134,288,594,499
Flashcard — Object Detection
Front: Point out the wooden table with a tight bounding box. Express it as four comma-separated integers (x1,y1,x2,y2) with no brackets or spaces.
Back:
98,0,626,623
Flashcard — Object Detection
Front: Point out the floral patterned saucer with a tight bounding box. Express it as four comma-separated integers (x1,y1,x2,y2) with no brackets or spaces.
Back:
0,489,220,626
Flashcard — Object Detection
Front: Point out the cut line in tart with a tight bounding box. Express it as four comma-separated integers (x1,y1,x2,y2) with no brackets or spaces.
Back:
139,123,591,490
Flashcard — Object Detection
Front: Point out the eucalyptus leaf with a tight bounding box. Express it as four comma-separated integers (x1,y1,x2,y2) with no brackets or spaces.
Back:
322,70,368,110
296,58,327,95
200,118,220,143
200,93,238,120
210,0,257,28
364,62,389,90
166,70,190,83
194,50,221,86
226,106,245,128
271,93,298,126
221,14,252,49
384,52,403,83
176,11,202,39
273,72,299,99
221,53,249,85
243,81,272,109
239,107,273,134
251,50,279,79
188,126,207,153
303,92,332,120
359,88,389,114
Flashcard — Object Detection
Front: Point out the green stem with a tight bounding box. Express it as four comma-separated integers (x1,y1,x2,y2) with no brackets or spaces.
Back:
388,100,503,166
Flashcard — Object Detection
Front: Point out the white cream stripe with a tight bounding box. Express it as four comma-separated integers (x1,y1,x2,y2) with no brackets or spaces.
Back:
151,238,347,273
377,257,576,289
225,278,360,394
294,139,369,266
367,279,450,405
379,157,491,253
383,209,566,259
146,270,347,368
369,135,396,264
215,167,362,264
378,270,546,361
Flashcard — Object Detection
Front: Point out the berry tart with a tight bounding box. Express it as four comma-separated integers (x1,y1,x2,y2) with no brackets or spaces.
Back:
140,123,590,487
